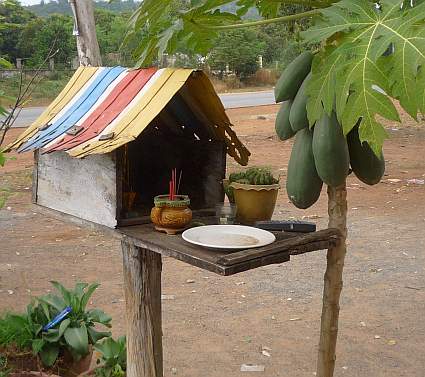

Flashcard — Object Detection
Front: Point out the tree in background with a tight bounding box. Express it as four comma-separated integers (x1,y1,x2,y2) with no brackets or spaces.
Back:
208,28,265,77
0,0,35,63
17,14,75,68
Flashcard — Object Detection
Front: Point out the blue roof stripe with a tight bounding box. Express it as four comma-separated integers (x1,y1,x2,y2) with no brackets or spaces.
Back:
19,66,126,152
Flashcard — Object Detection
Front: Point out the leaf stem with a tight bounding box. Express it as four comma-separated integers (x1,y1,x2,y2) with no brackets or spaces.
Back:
190,9,321,31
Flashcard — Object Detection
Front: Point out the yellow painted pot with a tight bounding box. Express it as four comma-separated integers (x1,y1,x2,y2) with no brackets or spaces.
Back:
230,182,280,225
151,195,192,235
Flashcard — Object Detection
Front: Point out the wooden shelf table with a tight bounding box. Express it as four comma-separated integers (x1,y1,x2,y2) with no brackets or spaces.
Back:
118,223,342,377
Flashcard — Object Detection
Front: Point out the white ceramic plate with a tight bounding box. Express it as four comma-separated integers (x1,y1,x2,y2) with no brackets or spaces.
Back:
182,225,276,250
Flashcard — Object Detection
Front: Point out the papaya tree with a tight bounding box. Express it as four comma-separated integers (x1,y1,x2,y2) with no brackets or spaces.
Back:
127,1,425,376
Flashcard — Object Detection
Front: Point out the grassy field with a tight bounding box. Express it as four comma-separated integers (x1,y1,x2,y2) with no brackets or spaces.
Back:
0,71,74,107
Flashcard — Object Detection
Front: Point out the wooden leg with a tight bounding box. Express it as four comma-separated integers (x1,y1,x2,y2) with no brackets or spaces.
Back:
121,239,163,377
316,183,348,377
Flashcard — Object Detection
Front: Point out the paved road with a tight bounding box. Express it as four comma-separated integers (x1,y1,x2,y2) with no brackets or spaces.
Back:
1,90,276,128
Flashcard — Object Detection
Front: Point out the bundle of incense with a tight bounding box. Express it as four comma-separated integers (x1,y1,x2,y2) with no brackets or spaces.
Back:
169,169,183,200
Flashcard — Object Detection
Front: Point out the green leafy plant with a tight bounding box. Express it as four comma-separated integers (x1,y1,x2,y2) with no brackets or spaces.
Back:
0,301,53,370
37,281,112,366
94,336,126,377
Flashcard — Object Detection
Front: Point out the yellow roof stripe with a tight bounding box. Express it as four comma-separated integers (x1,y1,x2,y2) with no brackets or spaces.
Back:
69,68,193,158
6,67,98,150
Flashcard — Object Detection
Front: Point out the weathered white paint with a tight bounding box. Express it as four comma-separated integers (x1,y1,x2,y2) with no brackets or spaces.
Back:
36,151,117,227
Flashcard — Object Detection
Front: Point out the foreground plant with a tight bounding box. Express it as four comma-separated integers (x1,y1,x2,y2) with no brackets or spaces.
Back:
94,336,126,377
37,281,112,366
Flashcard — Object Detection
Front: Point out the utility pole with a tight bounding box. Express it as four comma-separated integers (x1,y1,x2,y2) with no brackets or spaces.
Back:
69,0,102,66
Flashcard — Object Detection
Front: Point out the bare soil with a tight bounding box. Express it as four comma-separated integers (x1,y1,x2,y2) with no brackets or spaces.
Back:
1,105,425,377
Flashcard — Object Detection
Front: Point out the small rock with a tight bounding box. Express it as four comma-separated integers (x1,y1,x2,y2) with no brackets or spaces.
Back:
261,350,271,357
191,290,197,293
342,366,348,370
287,298,292,301
241,364,265,372
271,315,276,320
186,279,195,284
360,321,366,327
387,178,402,183
235,281,245,286
289,317,301,321
15,252,20,256
161,294,175,300
262,346,272,352
6,207,11,211
387,340,397,345
407,178,424,185
7,290,14,295
171,367,177,374
374,335,381,339
257,115,267,120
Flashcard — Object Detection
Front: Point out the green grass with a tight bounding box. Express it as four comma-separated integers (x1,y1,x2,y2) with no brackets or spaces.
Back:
0,71,73,107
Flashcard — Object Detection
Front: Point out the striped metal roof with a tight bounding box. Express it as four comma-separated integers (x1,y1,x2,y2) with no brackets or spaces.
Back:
8,67,250,165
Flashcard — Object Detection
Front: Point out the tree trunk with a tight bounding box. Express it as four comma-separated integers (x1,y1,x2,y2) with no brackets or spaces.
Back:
316,182,348,377
69,0,102,66
121,240,163,377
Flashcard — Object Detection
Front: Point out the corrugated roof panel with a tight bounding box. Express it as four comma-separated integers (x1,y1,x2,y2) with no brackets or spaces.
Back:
6,67,98,151
19,67,126,152
9,67,250,165
44,68,158,153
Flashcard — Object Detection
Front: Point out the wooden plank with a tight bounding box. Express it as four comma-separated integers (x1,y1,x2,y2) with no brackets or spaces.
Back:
32,150,39,204
37,151,117,227
119,224,341,276
121,239,163,377
216,229,342,266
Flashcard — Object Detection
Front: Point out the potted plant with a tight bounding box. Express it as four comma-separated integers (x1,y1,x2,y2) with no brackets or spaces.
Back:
0,281,112,377
38,281,112,376
228,167,280,225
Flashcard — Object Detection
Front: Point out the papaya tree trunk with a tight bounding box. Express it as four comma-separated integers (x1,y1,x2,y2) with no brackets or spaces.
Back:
317,182,348,377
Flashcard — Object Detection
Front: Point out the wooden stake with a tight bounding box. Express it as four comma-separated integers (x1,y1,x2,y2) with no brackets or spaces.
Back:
122,239,163,377
317,182,348,377
69,0,102,66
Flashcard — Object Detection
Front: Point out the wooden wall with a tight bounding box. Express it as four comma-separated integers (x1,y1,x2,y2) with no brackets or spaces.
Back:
36,151,117,228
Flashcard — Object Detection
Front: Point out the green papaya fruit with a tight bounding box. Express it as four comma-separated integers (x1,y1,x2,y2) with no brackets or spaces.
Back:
274,52,313,102
286,128,323,209
289,73,311,132
347,125,385,185
312,111,349,187
275,100,296,140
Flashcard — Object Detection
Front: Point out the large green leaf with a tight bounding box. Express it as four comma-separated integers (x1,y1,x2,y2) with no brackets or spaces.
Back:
64,325,89,356
87,309,112,327
40,343,59,367
43,318,70,343
38,294,66,312
302,0,425,154
87,327,111,344
80,282,100,312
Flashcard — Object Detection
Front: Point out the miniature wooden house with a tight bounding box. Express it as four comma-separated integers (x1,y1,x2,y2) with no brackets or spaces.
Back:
8,67,250,227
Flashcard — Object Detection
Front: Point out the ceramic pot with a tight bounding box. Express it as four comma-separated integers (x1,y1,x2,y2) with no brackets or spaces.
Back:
150,195,192,235
230,182,280,225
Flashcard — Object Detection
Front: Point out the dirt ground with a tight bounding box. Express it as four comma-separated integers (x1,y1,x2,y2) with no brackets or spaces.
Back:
1,105,425,377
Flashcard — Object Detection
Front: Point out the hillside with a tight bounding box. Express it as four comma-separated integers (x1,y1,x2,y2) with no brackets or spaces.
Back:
25,0,139,17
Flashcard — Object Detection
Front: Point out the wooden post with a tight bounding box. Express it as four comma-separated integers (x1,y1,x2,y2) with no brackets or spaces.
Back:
121,239,163,377
317,183,348,377
69,0,102,66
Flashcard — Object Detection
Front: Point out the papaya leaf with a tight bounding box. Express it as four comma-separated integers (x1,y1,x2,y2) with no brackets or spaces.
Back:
39,343,59,367
64,325,89,356
302,0,425,155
